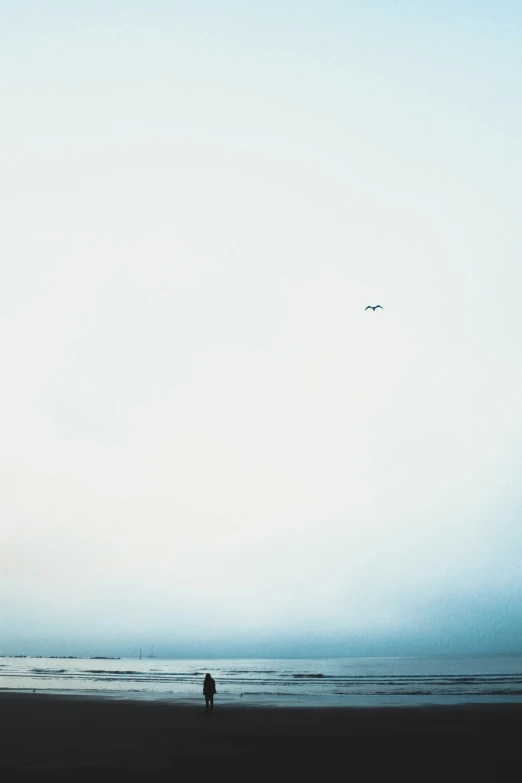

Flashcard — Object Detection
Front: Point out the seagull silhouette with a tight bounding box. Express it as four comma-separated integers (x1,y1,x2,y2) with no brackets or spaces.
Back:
365,305,383,311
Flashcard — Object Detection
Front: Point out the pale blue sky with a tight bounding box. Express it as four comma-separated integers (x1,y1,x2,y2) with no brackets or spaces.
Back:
1,1,521,657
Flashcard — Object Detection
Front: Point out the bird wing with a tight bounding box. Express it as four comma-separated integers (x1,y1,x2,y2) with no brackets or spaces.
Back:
364,306,372,310
375,305,383,309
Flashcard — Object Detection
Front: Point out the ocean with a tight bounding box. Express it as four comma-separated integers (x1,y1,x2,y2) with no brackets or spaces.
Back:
2,654,522,707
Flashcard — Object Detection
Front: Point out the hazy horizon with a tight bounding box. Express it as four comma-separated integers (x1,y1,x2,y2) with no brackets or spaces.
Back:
2,1,522,660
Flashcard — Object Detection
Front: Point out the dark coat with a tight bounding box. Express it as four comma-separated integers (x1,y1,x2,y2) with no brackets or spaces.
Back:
203,676,216,696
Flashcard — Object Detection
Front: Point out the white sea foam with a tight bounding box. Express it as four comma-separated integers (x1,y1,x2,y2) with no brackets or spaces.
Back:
2,655,522,707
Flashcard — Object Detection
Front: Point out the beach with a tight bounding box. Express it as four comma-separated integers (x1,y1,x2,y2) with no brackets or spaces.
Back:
1,692,521,780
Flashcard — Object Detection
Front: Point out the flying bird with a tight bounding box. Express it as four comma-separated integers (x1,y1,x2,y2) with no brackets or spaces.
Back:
365,305,383,311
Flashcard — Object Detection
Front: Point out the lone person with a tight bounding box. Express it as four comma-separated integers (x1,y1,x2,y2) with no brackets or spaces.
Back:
203,672,216,712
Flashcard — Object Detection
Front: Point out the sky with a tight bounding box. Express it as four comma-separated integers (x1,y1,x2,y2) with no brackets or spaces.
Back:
1,1,522,658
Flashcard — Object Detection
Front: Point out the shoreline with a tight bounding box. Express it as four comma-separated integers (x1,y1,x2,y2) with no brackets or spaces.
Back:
1,692,522,779
3,685,522,709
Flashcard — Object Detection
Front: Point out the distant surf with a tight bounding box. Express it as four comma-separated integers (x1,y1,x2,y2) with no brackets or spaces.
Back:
1,655,522,707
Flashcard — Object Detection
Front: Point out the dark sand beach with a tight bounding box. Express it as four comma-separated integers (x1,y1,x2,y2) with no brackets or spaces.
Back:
1,693,521,780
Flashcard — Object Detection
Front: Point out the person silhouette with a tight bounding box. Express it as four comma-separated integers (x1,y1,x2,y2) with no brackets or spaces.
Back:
203,672,216,712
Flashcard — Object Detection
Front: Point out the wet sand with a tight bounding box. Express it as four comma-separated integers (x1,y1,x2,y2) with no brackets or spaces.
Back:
1,692,521,780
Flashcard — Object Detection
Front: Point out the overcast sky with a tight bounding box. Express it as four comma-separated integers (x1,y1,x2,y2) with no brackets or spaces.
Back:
1,1,522,658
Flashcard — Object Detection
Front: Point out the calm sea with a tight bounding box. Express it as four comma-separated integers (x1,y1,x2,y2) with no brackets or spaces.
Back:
1,655,522,707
